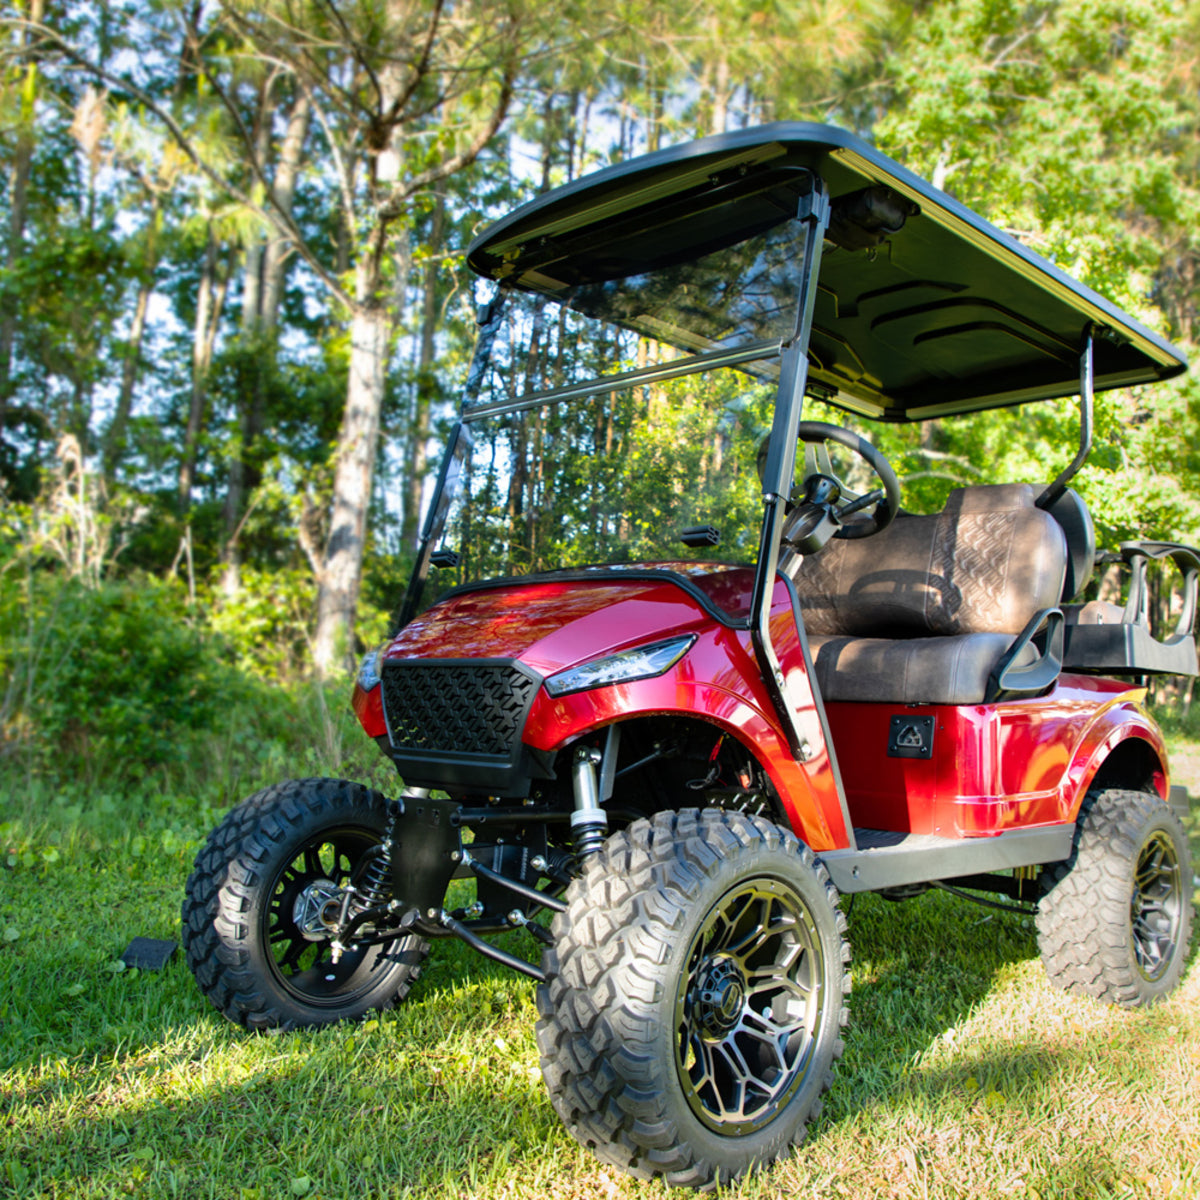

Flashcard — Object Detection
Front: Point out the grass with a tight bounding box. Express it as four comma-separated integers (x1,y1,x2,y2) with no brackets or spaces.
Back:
1,711,1198,1200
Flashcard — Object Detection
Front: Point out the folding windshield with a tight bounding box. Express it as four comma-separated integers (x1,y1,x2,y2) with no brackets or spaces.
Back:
480,220,806,368
419,239,801,615
462,220,805,425
437,371,772,594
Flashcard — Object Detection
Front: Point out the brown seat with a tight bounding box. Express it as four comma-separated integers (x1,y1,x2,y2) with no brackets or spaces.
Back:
787,484,1068,704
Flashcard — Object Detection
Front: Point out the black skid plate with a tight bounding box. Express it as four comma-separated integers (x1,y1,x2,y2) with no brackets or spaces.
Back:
389,796,462,919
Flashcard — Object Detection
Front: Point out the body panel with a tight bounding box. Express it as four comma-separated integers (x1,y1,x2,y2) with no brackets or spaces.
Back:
359,569,849,850
353,570,1170,856
825,677,1167,837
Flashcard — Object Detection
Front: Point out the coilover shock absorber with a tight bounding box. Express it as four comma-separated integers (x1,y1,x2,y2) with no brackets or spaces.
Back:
351,799,398,911
328,800,400,964
571,745,608,857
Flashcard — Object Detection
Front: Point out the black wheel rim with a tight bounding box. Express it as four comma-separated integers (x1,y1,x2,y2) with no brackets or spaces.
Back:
675,878,825,1135
263,825,383,1007
1130,829,1184,982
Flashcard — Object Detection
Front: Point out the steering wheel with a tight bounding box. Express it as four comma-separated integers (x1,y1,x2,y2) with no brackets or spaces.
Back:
782,421,900,555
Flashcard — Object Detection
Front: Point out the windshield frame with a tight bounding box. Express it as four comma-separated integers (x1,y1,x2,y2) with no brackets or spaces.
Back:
393,175,834,767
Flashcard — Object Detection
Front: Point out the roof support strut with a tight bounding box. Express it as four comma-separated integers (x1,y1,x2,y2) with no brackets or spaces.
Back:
1037,326,1095,510
750,178,831,759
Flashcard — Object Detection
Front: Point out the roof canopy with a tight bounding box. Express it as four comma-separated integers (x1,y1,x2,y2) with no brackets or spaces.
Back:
467,123,1187,421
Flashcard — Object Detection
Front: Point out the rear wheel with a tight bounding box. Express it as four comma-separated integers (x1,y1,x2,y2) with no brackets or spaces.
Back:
182,777,429,1031
1037,788,1194,1007
537,809,850,1189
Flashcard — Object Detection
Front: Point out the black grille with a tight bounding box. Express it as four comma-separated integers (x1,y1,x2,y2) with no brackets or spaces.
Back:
380,659,540,758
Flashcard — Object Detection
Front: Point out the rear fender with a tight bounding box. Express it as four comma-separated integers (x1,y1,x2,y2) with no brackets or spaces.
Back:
1064,698,1168,817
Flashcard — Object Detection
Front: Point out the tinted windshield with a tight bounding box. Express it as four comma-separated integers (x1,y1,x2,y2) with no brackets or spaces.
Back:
417,222,806,617
491,220,805,358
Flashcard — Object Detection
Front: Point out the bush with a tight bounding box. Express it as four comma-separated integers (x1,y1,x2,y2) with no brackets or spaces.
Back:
0,569,270,783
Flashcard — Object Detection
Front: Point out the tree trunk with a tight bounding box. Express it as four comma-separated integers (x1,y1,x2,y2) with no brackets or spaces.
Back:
220,81,274,597
0,0,45,433
261,90,310,330
312,262,390,675
102,197,161,484
401,187,445,550
711,54,730,135
179,222,228,511
100,275,153,484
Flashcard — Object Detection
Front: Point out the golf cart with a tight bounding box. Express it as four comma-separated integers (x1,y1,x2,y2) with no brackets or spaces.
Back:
184,123,1197,1188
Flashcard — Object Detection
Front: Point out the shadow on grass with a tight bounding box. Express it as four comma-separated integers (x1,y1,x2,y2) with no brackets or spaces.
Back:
1,925,581,1197
5,868,1197,1198
1,886,1072,1198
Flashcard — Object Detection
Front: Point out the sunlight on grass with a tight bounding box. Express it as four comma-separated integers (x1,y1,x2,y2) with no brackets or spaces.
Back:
1,734,1197,1198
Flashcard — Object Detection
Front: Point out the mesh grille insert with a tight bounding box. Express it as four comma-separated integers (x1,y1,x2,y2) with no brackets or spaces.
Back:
380,660,540,758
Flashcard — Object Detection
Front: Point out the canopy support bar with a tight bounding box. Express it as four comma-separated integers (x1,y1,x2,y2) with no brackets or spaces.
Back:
1037,327,1095,510
751,183,831,762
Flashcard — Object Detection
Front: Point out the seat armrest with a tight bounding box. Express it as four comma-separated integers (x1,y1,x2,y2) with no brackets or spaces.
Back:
986,607,1064,702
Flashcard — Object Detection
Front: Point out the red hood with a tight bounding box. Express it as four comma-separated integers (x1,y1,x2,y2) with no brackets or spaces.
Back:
385,566,754,677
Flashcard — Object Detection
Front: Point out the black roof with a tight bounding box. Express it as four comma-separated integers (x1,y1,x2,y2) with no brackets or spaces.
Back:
467,123,1187,421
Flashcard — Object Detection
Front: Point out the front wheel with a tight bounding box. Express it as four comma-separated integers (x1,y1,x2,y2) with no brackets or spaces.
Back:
182,777,429,1031
1037,788,1194,1007
536,809,850,1189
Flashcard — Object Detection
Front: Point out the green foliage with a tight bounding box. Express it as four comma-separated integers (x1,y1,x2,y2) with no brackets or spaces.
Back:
204,563,317,680
0,568,265,784
875,0,1199,317
3,0,1200,687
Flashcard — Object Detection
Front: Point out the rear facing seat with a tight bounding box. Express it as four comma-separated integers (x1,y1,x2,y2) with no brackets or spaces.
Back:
787,484,1068,705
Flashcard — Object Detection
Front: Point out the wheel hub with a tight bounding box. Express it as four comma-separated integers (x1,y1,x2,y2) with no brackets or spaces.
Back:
292,879,346,942
691,957,747,1037
675,878,825,1135
1130,829,1183,982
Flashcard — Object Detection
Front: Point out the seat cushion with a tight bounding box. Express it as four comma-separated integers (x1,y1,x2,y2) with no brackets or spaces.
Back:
808,632,1039,705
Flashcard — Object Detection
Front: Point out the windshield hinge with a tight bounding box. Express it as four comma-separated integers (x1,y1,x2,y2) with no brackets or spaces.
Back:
796,186,831,227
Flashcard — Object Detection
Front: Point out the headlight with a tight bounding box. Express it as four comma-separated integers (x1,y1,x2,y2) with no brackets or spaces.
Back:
545,635,696,698
356,646,385,692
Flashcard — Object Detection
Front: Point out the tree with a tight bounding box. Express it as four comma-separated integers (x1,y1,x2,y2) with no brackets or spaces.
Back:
25,0,551,671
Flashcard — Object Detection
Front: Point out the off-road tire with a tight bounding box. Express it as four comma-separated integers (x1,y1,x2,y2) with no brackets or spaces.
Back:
182,777,429,1031
1037,788,1194,1007
536,809,850,1190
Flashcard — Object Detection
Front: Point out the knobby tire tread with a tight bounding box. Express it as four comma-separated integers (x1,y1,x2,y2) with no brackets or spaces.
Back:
182,777,427,1031
536,808,850,1189
1037,787,1193,1008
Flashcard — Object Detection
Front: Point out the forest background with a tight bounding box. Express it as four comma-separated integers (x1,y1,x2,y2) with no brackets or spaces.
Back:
3,0,1200,785
2,4,1200,1198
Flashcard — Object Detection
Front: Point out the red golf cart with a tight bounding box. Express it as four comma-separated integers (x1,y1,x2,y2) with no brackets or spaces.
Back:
184,123,1196,1188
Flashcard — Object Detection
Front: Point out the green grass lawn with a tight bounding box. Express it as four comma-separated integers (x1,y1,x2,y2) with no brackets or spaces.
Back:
2,744,1197,1200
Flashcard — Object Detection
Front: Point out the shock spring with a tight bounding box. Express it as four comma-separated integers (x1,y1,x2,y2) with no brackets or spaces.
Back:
351,801,397,911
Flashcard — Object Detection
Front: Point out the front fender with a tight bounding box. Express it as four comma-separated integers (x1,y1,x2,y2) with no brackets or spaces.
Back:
523,620,847,852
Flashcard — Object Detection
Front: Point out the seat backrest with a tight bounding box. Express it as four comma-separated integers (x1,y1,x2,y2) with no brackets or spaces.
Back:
1039,486,1096,602
787,483,1067,638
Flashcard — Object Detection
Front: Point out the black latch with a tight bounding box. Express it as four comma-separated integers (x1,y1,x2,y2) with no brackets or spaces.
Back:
431,548,460,568
888,714,934,759
680,525,721,548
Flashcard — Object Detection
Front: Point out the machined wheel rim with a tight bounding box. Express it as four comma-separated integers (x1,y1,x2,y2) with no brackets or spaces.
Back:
1130,829,1184,982
263,826,382,1007
674,878,824,1135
